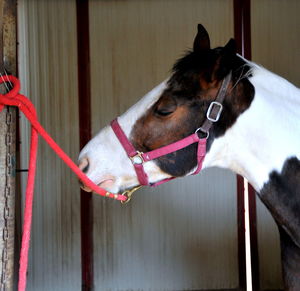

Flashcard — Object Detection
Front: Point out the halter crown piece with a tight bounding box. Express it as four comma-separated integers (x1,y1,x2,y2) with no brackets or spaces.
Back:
111,71,232,189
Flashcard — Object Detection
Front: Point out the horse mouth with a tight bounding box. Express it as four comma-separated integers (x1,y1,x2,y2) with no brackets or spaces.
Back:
80,178,115,193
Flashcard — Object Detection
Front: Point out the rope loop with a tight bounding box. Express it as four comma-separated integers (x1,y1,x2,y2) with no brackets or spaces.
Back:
0,74,20,99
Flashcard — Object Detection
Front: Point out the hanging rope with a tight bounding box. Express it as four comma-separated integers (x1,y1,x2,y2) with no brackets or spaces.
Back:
0,75,127,291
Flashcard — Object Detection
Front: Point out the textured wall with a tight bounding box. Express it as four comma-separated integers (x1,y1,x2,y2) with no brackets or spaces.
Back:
89,1,238,290
18,1,81,290
16,0,298,290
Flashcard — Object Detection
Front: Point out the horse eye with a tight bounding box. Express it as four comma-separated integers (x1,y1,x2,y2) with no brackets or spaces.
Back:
154,98,177,117
155,108,174,116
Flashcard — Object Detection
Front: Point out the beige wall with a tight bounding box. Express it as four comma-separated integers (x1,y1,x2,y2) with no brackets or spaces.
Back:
17,0,240,289
18,0,81,290
16,0,300,290
251,0,300,289
89,0,238,290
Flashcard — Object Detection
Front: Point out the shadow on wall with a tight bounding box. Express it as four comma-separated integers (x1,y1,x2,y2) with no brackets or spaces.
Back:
93,167,239,290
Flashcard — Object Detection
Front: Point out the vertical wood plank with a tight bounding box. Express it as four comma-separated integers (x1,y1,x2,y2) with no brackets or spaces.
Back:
18,1,81,290
234,1,260,290
76,0,94,290
236,175,246,290
0,0,17,289
248,184,259,291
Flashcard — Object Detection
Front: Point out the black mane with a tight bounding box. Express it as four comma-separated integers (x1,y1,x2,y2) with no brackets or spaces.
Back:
170,48,253,89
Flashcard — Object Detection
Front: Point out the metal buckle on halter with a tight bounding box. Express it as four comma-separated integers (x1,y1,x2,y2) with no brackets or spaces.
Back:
206,101,223,122
130,151,144,165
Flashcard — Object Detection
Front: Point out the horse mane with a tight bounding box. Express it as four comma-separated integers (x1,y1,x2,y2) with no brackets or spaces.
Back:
169,49,254,92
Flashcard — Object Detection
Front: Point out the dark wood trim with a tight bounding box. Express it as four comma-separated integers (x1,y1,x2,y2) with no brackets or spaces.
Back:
234,1,260,290
74,2,260,291
236,175,246,291
76,0,94,290
233,0,252,60
248,184,259,291
0,0,17,289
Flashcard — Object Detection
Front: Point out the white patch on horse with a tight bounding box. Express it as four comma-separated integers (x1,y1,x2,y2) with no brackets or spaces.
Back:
78,81,170,193
203,61,300,191
79,57,300,194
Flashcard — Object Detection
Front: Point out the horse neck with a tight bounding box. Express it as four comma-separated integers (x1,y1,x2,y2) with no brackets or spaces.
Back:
203,65,300,192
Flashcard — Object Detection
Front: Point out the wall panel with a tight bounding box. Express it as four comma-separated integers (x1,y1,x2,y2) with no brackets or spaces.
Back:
251,0,300,289
90,1,238,290
18,0,81,290
15,1,300,290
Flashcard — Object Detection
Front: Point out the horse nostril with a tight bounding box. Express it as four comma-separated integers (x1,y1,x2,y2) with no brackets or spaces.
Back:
78,157,90,174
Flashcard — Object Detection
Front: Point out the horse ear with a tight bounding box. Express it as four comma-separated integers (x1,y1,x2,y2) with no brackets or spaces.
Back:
193,24,210,52
223,38,236,55
214,38,237,80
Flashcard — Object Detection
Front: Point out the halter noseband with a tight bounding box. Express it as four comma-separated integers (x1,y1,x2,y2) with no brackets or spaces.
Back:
111,71,232,188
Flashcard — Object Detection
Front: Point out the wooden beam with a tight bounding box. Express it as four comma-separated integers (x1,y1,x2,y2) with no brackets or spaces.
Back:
236,175,246,290
76,0,94,290
0,0,17,290
234,0,259,290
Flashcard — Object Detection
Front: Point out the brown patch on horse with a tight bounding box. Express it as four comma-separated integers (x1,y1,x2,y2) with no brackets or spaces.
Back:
130,25,254,177
132,100,191,151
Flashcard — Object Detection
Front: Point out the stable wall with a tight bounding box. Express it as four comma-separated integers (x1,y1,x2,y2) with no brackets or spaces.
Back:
89,0,238,290
18,1,81,290
16,0,300,290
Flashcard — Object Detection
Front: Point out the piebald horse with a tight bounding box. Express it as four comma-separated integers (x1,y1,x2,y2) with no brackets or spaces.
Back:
78,25,300,290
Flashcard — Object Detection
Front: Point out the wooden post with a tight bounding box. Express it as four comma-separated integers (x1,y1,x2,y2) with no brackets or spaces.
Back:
234,0,259,290
0,0,17,289
76,1,94,290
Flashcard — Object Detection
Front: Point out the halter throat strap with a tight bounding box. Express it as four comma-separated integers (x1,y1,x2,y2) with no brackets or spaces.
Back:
111,71,232,186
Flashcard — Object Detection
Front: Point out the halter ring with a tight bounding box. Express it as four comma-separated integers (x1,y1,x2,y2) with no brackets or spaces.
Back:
195,127,209,139
121,185,142,204
130,151,144,165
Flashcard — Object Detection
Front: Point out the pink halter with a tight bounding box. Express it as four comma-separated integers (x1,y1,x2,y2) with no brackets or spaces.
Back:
111,119,206,186
111,71,232,187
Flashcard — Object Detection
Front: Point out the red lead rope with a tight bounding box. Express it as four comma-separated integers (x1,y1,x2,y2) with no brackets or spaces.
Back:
0,75,127,291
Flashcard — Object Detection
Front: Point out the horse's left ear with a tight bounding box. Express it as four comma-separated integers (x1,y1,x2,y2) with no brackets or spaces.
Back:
223,38,236,55
193,24,211,52
214,38,237,80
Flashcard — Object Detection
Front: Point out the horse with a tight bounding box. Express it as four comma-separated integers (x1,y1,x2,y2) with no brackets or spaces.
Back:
78,24,300,290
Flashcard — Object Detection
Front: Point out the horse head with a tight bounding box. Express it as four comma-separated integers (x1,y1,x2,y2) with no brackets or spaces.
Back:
78,24,254,194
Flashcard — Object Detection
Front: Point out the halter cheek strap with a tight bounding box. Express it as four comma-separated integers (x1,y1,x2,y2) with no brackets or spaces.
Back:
111,119,207,186
111,71,232,187
110,119,149,185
